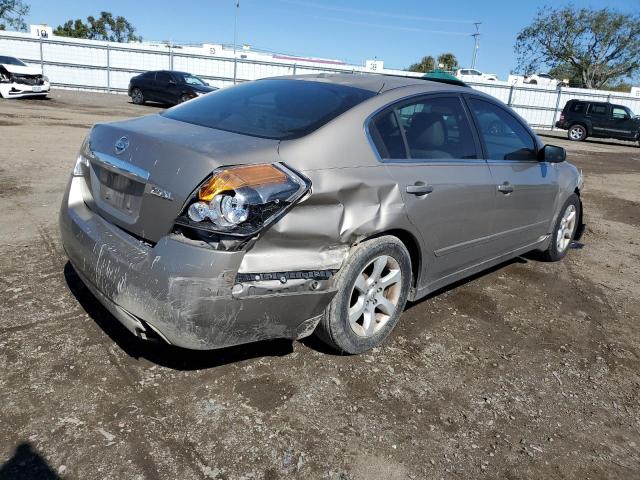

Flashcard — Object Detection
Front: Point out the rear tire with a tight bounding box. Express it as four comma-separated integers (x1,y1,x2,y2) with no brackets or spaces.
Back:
131,88,145,105
568,124,587,142
540,194,581,262
315,236,411,354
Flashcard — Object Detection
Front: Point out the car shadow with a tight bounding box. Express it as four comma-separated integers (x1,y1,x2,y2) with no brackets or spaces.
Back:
301,256,533,356
0,442,59,480
63,262,294,371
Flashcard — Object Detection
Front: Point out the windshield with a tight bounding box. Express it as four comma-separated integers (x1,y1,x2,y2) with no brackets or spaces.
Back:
163,79,376,140
178,73,208,86
0,56,27,66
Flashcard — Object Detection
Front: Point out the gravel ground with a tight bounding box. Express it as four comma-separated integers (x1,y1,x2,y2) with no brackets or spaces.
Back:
1,90,640,480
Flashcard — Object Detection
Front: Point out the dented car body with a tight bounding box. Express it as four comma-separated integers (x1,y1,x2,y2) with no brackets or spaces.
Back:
60,74,584,353
0,56,50,99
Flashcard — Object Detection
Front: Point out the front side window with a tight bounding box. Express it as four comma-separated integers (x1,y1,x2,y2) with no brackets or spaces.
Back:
612,106,630,119
164,79,375,140
469,98,536,161
178,73,207,86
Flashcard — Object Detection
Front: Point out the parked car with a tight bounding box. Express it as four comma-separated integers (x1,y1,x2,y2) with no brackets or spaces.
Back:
60,74,584,354
555,99,640,144
455,68,498,82
128,70,217,106
0,55,50,99
523,73,559,87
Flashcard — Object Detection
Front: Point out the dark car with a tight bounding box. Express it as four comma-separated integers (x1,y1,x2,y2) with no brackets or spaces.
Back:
555,99,640,145
128,70,217,106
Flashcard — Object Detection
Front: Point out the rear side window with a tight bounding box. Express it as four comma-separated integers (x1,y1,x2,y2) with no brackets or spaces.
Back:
369,96,477,160
156,72,172,83
570,102,586,113
163,79,376,140
469,98,536,161
369,111,407,159
588,104,608,116
398,97,477,159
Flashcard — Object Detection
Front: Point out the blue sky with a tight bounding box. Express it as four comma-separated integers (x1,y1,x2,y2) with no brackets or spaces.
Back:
24,0,638,77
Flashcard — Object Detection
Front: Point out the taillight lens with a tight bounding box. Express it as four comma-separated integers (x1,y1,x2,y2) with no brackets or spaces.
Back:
174,163,310,237
73,134,94,176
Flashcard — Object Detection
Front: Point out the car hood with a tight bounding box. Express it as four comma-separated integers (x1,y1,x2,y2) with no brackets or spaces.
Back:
1,63,41,75
83,114,280,242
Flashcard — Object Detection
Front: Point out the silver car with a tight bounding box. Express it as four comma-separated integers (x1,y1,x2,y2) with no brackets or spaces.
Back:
60,74,584,354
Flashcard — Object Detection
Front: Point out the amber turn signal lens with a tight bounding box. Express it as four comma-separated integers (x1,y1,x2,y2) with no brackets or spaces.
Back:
198,164,288,202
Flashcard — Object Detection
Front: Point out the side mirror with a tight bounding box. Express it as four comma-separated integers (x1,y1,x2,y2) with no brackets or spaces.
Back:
540,144,566,163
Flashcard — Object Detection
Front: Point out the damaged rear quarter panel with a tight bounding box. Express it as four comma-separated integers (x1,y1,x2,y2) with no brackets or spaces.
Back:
238,91,426,277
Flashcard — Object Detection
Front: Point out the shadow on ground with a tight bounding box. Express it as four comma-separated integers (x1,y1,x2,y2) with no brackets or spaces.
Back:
0,443,59,480
63,262,294,371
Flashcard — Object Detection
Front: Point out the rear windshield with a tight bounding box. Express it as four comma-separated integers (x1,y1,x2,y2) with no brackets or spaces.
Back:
162,79,376,140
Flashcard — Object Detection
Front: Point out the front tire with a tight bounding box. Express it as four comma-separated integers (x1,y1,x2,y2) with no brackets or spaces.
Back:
131,88,145,105
540,194,581,262
315,236,411,354
568,124,587,141
179,94,191,104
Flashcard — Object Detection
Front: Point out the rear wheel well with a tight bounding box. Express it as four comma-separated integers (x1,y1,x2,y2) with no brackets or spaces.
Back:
569,122,588,132
358,229,421,289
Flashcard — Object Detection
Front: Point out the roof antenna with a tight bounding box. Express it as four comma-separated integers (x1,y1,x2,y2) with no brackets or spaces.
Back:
377,82,385,94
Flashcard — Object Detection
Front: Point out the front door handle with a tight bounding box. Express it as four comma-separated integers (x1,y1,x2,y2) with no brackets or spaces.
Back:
497,182,514,194
406,183,434,196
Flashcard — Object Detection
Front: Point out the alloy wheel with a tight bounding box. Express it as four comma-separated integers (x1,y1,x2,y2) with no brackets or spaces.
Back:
556,204,577,252
569,126,585,140
132,89,143,104
348,255,402,337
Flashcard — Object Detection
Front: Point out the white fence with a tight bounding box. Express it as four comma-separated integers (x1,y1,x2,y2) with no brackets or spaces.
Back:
2,30,640,131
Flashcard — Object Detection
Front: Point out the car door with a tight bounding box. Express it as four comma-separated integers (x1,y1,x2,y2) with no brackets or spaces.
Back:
369,94,496,286
587,103,610,137
609,105,636,139
466,96,559,253
154,71,176,104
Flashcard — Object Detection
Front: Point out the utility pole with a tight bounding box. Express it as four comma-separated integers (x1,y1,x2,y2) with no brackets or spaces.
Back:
233,0,239,84
471,22,481,69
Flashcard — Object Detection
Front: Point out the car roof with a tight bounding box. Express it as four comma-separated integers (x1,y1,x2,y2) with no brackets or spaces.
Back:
266,73,468,94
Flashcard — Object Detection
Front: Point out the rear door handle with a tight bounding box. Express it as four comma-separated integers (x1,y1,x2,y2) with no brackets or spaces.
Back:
406,184,434,196
497,182,514,194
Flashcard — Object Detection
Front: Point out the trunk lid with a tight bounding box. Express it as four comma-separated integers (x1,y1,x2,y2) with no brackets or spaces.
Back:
83,114,281,242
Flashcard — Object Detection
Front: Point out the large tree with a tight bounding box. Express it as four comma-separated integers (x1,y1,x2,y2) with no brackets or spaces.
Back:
437,53,459,71
54,11,142,42
408,55,436,73
0,0,29,31
515,6,640,89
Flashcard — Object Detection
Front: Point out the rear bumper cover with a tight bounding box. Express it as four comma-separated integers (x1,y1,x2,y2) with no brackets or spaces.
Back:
59,176,335,350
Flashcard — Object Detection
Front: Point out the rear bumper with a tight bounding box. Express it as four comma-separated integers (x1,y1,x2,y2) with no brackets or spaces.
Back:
59,176,336,350
0,81,50,98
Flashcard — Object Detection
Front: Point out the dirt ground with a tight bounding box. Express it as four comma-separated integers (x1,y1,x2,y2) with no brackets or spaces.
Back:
1,90,640,480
